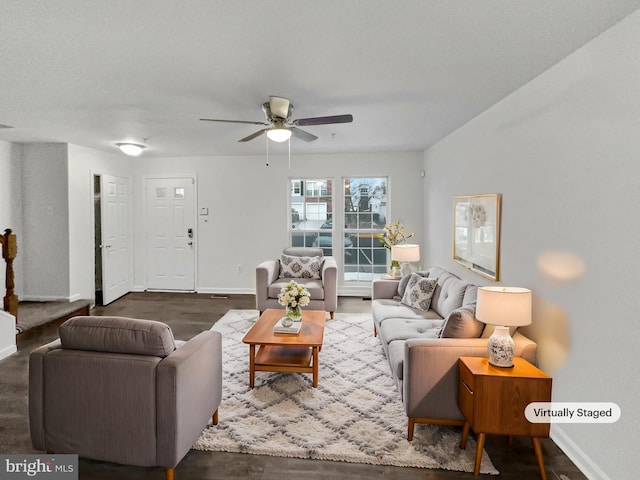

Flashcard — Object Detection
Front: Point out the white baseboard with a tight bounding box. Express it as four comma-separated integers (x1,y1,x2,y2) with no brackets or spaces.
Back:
197,287,255,295
551,425,610,480
0,344,17,361
132,285,146,292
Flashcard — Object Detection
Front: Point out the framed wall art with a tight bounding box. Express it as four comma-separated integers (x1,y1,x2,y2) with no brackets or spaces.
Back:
453,194,501,281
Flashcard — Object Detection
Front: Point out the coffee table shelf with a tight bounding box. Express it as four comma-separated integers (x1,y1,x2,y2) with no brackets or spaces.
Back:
242,309,326,387
255,345,313,368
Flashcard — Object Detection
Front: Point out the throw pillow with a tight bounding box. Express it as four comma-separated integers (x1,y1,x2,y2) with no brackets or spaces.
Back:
280,254,323,279
397,270,430,298
400,273,438,311
439,305,484,338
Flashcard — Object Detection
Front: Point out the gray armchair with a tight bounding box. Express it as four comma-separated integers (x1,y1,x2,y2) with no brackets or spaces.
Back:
256,247,337,319
29,316,222,480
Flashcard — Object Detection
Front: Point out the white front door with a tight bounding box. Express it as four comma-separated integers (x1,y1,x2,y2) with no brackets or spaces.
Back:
101,174,132,305
145,177,196,291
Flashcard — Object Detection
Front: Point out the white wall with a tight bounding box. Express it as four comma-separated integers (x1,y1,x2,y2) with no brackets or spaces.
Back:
67,144,132,302
423,11,640,480
4,142,421,302
131,151,424,295
21,144,70,300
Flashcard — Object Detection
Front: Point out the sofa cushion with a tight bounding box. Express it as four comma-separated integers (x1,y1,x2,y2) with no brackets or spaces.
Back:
439,305,484,338
59,316,176,357
400,274,438,311
372,299,443,323
269,278,325,300
430,274,469,318
283,247,324,258
387,340,406,380
463,284,478,305
279,254,323,279
378,318,443,344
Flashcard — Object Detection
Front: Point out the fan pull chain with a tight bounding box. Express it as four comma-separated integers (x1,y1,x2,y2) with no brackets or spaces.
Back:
265,134,269,166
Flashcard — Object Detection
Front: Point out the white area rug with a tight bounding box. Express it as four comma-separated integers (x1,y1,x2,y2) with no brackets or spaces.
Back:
194,309,498,474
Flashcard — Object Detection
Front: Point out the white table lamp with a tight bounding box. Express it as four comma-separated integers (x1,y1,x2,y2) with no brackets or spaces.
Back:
475,286,532,367
391,244,420,277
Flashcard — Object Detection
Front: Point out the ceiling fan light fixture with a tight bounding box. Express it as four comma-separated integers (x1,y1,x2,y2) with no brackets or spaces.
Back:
116,143,146,156
266,127,292,143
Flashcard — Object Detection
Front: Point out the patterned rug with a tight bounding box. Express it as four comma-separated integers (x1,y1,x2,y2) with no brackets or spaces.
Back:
193,309,498,474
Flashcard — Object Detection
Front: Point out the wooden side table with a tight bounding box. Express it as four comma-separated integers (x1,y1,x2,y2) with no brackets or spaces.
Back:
458,356,552,479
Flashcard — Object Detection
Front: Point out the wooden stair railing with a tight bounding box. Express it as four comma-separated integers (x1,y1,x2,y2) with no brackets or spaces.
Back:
1,229,18,319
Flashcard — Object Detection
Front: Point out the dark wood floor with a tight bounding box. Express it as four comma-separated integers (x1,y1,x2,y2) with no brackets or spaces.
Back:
2,292,587,479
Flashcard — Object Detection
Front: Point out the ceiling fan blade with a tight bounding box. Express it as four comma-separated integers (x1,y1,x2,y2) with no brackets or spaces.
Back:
238,128,268,142
200,118,268,126
269,96,291,119
293,114,353,126
290,127,318,142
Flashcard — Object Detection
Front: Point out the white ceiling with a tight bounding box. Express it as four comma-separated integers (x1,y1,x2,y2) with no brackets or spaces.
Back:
1,0,639,158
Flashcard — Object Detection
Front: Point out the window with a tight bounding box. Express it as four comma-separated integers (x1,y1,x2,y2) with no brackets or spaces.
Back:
289,179,334,255
305,180,328,197
291,180,302,196
343,177,388,283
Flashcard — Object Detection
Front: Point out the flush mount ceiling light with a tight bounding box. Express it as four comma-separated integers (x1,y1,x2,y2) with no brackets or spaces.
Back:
116,143,146,156
266,127,292,143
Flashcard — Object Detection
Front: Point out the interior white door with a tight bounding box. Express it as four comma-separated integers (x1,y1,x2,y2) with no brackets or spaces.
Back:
101,174,132,305
145,177,196,291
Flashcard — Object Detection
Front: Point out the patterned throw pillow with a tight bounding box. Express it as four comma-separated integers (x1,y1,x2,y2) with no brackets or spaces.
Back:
280,254,323,279
400,273,438,311
397,271,429,298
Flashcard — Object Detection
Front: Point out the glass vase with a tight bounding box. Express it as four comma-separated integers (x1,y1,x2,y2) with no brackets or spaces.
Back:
286,305,302,322
390,260,401,277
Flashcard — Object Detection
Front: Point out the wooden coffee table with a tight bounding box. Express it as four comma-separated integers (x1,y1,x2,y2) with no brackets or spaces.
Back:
242,309,326,388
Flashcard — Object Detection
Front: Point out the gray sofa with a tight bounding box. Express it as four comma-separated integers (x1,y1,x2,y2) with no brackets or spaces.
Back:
372,266,538,440
29,316,222,480
256,247,338,319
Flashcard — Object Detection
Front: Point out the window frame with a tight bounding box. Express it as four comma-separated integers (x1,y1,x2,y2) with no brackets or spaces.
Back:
342,176,389,284
288,177,335,256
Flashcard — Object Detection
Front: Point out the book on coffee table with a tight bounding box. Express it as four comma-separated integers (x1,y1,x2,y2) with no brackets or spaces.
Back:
273,318,302,334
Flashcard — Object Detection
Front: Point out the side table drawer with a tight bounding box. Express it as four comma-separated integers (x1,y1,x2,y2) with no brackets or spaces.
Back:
458,361,475,421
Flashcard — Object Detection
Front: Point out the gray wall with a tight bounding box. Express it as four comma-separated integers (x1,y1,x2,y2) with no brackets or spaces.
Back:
0,140,23,357
423,10,640,480
21,143,70,300
0,141,23,297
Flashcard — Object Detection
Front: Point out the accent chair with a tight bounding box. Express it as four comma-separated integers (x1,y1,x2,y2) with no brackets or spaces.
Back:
29,316,222,480
256,247,338,319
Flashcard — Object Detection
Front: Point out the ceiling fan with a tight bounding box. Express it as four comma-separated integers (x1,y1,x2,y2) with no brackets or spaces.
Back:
200,96,353,143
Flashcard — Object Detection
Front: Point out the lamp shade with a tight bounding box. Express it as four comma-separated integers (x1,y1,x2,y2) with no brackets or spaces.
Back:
391,244,420,262
266,128,292,142
475,286,532,327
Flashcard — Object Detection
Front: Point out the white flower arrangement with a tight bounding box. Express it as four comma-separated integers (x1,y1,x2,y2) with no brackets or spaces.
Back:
378,220,415,249
278,280,311,308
